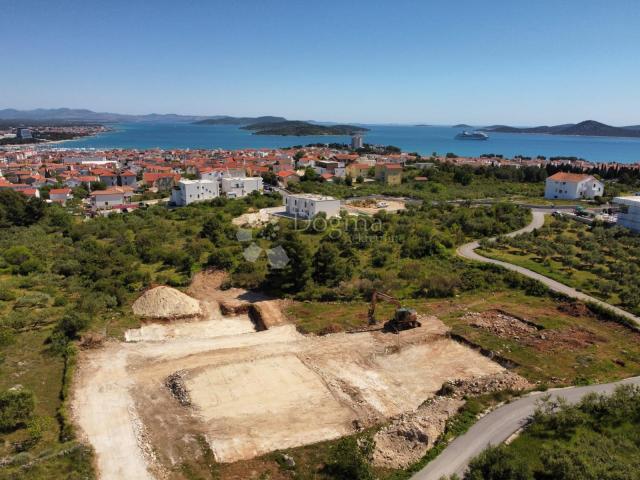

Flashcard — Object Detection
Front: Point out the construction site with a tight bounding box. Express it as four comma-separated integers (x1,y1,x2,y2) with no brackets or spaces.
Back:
71,271,529,479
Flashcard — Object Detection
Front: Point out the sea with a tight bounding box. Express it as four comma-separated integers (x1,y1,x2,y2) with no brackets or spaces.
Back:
57,123,640,164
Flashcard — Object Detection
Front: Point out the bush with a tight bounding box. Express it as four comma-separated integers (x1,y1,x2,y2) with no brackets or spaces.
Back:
0,388,35,431
0,287,16,301
465,444,533,480
323,436,374,480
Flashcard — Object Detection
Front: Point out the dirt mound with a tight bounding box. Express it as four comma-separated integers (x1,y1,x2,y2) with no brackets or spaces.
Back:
251,301,287,329
132,286,202,319
372,397,464,469
464,310,538,338
438,371,532,398
557,301,594,318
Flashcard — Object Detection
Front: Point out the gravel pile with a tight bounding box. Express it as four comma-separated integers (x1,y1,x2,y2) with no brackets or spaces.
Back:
464,310,537,338
132,286,202,320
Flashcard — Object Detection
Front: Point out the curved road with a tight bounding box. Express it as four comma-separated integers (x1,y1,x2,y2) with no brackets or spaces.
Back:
412,375,640,480
457,209,640,327
413,209,640,479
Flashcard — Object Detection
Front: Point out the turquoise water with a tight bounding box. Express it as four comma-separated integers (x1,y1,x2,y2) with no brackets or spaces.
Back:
58,123,640,163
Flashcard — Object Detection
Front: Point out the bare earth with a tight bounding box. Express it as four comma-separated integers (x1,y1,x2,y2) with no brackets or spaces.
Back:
72,273,506,479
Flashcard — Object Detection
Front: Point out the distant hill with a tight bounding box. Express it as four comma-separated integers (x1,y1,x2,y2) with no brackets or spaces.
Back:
193,116,286,126
452,124,473,128
484,120,640,138
0,108,213,123
241,120,369,136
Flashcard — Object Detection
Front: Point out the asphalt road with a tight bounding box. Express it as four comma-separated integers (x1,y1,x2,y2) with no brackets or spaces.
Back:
412,376,640,480
456,210,640,327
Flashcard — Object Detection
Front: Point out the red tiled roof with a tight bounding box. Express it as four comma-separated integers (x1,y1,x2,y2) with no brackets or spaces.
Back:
548,172,593,182
49,188,72,195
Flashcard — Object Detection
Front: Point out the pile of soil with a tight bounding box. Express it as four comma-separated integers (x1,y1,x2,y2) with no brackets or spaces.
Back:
438,371,532,399
372,397,464,469
132,286,202,320
557,301,594,317
252,301,287,329
464,310,537,338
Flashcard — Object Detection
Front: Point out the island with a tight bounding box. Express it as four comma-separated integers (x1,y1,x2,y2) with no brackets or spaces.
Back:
484,120,640,138
193,115,286,126
241,120,369,136
452,124,473,128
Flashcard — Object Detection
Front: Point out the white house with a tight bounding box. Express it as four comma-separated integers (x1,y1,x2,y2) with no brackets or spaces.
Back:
90,188,133,210
49,188,73,205
285,193,341,219
171,179,219,206
544,172,604,200
221,177,263,198
614,196,640,232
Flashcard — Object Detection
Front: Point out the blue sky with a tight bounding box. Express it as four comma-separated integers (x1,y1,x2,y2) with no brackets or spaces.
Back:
1,0,639,125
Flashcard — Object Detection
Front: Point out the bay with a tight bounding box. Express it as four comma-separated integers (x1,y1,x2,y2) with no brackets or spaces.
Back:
58,123,640,163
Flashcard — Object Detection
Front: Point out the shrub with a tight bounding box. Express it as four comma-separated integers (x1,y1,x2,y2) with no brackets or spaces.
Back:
0,388,35,431
323,436,374,480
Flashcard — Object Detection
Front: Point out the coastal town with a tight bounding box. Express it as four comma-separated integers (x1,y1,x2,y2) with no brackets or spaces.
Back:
4,2,640,479
1,137,639,231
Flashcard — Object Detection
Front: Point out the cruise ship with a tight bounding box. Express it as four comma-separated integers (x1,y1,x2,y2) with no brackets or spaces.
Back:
455,130,489,140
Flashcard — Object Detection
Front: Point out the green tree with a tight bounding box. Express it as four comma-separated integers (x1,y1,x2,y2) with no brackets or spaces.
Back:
312,242,352,287
265,230,311,293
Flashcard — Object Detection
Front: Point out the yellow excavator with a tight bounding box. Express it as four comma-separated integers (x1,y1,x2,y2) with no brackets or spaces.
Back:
368,291,421,333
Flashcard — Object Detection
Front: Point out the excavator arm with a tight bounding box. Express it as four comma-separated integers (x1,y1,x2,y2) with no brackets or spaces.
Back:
368,291,401,325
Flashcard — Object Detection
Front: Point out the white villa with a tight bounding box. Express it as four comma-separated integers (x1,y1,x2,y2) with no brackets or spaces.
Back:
171,179,219,206
285,193,341,219
614,196,640,233
220,177,263,198
544,172,604,200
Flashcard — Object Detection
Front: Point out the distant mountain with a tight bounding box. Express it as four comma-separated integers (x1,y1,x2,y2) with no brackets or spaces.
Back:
241,120,369,136
484,120,640,138
0,108,213,123
193,116,286,126
452,124,473,128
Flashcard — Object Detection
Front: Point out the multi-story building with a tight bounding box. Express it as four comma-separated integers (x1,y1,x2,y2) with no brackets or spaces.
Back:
614,196,640,232
544,172,604,200
170,179,219,206
351,133,364,150
284,193,341,219
375,163,403,185
220,176,263,198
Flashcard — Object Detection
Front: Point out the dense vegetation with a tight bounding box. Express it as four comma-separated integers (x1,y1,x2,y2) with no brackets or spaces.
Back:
463,385,640,480
479,216,640,315
225,202,530,300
